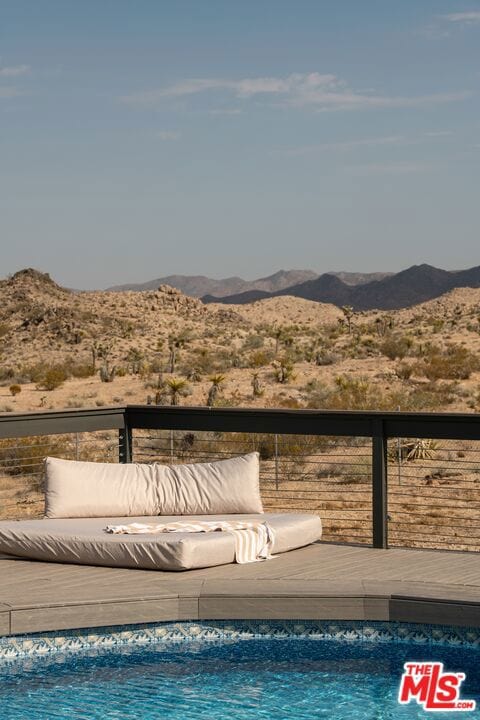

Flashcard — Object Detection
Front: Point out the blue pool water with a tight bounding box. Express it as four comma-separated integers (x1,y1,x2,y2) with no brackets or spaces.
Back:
1,635,480,719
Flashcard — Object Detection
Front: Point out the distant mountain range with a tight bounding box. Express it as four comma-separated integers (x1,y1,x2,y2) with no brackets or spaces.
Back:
107,269,391,297
202,264,480,310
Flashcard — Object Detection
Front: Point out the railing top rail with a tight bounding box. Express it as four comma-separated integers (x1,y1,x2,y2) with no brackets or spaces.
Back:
0,406,126,439
126,405,480,440
0,404,479,440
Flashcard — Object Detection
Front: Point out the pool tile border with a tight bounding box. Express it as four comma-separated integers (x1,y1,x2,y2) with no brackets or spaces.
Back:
1,620,480,661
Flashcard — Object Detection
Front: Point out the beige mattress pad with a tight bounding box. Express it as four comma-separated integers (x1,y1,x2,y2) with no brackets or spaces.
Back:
0,513,321,571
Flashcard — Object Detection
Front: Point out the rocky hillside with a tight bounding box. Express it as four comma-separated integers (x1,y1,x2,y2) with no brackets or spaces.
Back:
1,269,480,418
0,268,214,367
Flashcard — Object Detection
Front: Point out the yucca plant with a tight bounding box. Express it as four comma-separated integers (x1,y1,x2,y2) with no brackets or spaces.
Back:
251,372,264,398
166,377,189,406
207,374,225,407
404,438,438,461
393,438,438,462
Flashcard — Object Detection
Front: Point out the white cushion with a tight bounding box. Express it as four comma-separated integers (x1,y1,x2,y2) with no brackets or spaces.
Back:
45,453,263,518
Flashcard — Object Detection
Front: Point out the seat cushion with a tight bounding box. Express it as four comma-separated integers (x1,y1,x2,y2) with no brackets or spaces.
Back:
0,513,322,571
45,453,263,519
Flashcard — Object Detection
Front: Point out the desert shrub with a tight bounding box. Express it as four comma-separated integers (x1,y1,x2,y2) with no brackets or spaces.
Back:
430,318,445,333
21,362,48,384
9,384,21,398
380,334,413,360
304,375,451,412
0,367,15,383
386,383,457,412
0,435,68,481
302,379,331,407
396,362,413,380
326,375,371,409
343,456,372,483
68,362,95,379
117,320,135,339
315,350,339,367
229,431,326,459
343,336,377,360
149,358,164,374
126,347,144,363
242,334,264,351
190,348,218,375
267,395,304,409
36,366,68,391
214,349,241,372
249,349,274,368
419,345,479,381
65,398,84,408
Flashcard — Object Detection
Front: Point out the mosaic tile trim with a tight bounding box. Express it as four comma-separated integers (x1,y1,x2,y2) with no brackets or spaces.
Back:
1,620,480,662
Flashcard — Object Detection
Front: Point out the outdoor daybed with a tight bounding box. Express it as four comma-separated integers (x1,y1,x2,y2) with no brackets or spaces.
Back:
0,453,322,571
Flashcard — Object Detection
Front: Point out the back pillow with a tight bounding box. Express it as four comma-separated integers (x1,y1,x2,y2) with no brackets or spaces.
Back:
44,452,263,518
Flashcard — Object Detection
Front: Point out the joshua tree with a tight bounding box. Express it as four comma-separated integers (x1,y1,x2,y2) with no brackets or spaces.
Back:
166,329,193,374
375,315,394,337
154,373,168,405
91,340,99,373
207,374,225,407
167,336,180,373
272,326,285,357
272,358,295,384
166,377,189,406
96,341,114,372
186,368,202,382
100,364,116,382
251,372,263,397
341,305,354,334
127,347,144,374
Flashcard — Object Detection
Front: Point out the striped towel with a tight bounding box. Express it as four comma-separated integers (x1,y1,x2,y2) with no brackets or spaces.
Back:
104,520,275,564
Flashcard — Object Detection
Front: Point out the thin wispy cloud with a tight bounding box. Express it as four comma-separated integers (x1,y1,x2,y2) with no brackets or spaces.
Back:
281,135,409,157
0,87,21,99
0,64,30,77
441,11,480,24
347,162,428,177
121,72,471,113
156,130,181,141
209,108,242,116
424,130,453,137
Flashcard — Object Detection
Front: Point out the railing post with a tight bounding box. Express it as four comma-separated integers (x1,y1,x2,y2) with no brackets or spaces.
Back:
372,419,388,548
119,424,132,464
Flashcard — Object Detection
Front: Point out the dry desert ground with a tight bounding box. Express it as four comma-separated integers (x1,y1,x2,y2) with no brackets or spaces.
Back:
1,269,480,551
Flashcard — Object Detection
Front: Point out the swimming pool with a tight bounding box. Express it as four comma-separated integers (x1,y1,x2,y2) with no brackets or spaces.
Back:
1,621,479,719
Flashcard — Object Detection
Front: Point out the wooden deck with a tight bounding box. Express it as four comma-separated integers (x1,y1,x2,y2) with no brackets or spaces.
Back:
1,542,480,636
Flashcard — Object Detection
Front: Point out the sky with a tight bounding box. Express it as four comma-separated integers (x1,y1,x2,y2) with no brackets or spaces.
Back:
0,1,479,289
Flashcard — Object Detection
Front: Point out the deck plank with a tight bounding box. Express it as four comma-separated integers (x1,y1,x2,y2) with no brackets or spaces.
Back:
1,542,480,635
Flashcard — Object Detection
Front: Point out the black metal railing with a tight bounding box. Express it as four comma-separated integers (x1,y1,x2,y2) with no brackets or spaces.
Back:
1,405,480,551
